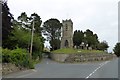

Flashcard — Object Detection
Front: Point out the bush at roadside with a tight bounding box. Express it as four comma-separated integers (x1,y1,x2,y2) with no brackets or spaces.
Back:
2,48,34,69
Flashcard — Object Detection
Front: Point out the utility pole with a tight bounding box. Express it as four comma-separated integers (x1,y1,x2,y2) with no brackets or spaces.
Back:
30,20,34,59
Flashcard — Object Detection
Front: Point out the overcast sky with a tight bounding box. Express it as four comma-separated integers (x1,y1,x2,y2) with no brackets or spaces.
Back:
8,0,119,52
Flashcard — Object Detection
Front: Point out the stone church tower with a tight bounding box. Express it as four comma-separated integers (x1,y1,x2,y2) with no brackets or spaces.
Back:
61,19,73,48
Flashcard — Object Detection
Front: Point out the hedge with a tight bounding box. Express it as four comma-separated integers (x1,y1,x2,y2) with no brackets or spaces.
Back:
2,48,34,69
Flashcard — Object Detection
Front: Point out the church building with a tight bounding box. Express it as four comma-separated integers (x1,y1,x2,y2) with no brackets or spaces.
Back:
61,19,73,48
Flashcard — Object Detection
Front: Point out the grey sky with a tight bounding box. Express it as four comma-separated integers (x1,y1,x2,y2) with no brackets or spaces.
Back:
8,0,119,52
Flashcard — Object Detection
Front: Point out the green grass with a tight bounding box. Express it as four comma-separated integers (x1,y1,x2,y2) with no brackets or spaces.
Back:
51,48,106,54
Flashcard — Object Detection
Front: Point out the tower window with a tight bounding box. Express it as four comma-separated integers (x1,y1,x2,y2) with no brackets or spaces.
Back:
66,24,68,31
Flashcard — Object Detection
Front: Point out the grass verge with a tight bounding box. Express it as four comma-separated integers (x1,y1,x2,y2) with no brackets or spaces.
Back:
52,48,106,54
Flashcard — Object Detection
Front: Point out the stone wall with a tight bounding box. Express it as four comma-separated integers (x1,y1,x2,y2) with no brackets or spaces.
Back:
50,53,116,63
2,63,27,75
50,53,69,62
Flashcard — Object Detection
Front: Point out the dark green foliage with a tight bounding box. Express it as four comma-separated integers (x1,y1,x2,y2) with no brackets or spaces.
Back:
113,42,120,57
43,18,62,50
10,26,31,49
2,2,13,48
84,29,99,48
73,29,99,49
73,30,84,48
32,51,42,60
30,13,42,35
2,48,34,68
50,39,61,50
17,12,42,34
2,48,11,63
10,12,44,60
18,12,28,24
73,29,109,51
97,41,109,51
10,26,44,60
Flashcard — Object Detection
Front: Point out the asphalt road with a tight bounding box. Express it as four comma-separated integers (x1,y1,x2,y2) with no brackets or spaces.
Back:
3,58,118,78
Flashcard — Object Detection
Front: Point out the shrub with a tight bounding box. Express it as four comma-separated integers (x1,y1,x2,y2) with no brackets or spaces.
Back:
2,48,11,63
2,48,34,69
32,51,42,60
10,48,27,65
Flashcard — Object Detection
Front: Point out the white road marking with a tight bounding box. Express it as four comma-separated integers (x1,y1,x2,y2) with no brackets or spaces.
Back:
85,61,110,79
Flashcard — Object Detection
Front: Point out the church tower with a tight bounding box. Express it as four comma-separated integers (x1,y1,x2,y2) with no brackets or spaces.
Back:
61,19,73,48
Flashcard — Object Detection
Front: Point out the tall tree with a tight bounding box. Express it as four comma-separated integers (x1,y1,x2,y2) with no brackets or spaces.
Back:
17,12,30,29
73,30,78,47
73,30,84,48
84,29,94,47
10,12,44,60
113,42,120,57
2,1,13,48
97,41,109,51
83,29,99,48
30,13,42,35
43,18,62,50
18,12,43,35
73,29,99,49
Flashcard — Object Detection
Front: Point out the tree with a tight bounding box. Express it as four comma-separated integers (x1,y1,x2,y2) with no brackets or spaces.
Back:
30,13,42,35
97,41,109,51
84,29,94,47
73,29,100,49
83,29,99,49
10,26,31,49
43,18,62,51
10,25,44,60
18,12,28,28
17,12,43,39
73,30,78,47
73,30,84,48
10,12,44,60
113,42,120,57
2,1,13,48
50,39,61,50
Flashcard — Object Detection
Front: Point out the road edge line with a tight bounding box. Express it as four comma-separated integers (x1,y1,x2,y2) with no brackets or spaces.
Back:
85,61,110,79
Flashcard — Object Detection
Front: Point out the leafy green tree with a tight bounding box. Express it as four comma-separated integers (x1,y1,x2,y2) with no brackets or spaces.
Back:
73,30,84,48
73,29,99,49
10,26,44,60
92,34,99,49
113,42,120,57
83,29,99,49
10,26,31,49
32,33,44,59
43,18,62,50
17,12,42,33
84,29,94,46
17,12,30,29
73,30,78,47
30,13,42,35
50,39,61,50
2,1,13,48
97,41,109,51
10,12,44,60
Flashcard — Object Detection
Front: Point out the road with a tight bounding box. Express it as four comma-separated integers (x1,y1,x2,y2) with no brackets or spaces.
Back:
3,58,118,78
